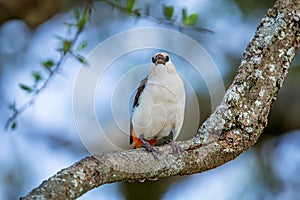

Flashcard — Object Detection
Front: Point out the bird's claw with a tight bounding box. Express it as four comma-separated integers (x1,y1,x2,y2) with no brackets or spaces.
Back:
170,140,182,155
142,141,161,160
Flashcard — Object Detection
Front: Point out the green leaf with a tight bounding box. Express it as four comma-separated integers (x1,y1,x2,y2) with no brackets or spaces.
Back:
74,9,80,21
32,71,43,83
11,121,17,130
76,41,87,52
61,40,72,54
182,8,198,26
19,83,33,93
82,11,90,24
73,53,88,65
126,0,135,13
55,36,72,54
42,60,55,69
187,13,198,25
163,5,174,20
77,11,89,30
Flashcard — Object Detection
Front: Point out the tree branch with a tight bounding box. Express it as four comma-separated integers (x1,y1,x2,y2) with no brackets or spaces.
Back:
21,0,299,199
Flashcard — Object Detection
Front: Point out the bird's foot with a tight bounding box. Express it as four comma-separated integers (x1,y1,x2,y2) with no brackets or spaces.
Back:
141,141,160,160
169,140,182,155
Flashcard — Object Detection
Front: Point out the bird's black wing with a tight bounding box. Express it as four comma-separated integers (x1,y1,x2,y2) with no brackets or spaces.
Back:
130,76,148,144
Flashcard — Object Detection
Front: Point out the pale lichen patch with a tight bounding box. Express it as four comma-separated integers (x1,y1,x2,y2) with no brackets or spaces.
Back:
259,89,265,98
69,168,86,192
50,177,63,182
255,100,262,107
251,56,263,64
238,112,249,127
240,59,247,65
31,195,46,200
244,112,250,118
228,91,240,102
236,82,247,93
199,105,227,137
223,109,232,120
69,189,76,199
214,142,220,148
269,76,277,87
193,137,201,145
223,148,234,153
263,35,273,44
255,69,265,80
279,49,285,57
287,47,295,56
269,64,275,72
233,129,240,135
72,179,78,188
245,127,254,133
76,168,86,180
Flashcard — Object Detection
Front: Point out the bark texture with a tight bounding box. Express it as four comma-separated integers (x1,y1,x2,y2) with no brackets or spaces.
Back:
0,0,83,28
21,0,300,199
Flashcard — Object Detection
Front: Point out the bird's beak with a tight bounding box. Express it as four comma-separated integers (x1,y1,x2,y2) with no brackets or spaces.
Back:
156,58,165,65
155,54,165,65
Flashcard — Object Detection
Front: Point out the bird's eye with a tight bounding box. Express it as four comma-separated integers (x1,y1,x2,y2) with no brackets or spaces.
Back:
152,57,155,63
165,56,169,62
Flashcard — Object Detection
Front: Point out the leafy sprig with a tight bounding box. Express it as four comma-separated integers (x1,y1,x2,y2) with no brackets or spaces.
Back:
100,0,212,33
5,1,92,130
5,0,211,130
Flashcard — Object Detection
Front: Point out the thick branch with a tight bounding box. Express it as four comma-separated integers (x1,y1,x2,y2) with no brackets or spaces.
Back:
21,0,299,199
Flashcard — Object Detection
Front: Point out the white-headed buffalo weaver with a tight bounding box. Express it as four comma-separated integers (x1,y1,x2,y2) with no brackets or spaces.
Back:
130,52,186,159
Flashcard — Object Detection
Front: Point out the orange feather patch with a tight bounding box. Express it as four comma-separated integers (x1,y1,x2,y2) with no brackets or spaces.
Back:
131,129,157,148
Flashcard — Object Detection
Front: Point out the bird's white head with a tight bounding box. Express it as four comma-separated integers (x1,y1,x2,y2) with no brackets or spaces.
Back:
152,52,171,66
150,52,176,74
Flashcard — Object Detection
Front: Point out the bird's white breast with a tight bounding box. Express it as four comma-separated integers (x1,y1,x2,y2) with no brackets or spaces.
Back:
132,63,185,140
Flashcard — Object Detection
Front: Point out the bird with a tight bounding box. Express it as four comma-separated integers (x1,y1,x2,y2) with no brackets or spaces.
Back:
130,52,185,159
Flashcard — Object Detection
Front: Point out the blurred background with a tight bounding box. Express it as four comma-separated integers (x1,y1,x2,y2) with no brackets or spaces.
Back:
1,0,300,199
